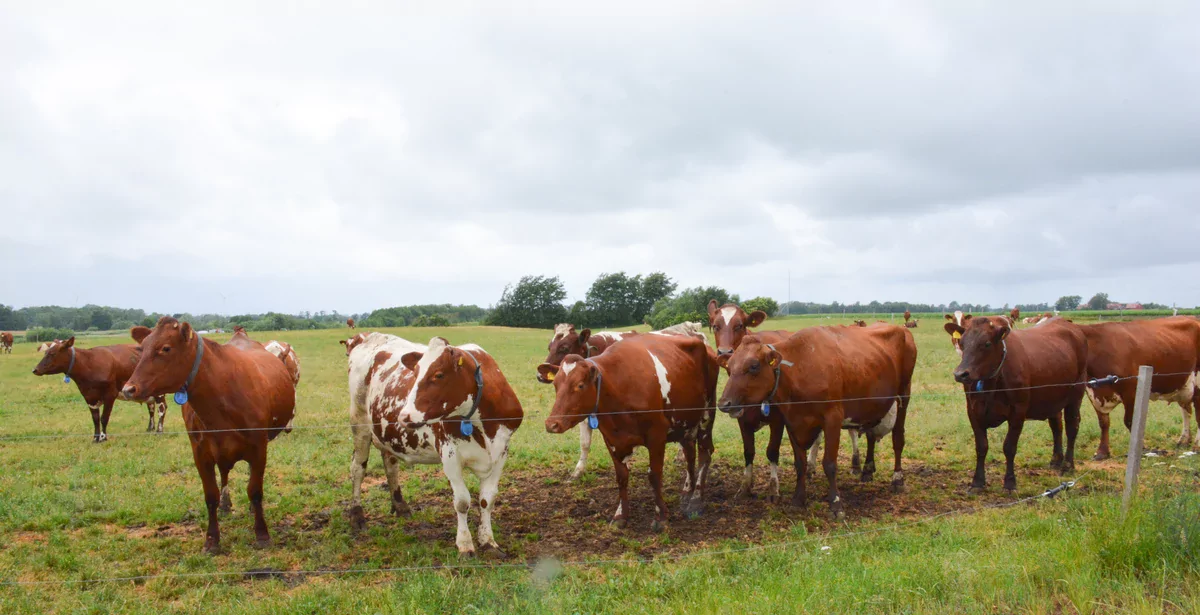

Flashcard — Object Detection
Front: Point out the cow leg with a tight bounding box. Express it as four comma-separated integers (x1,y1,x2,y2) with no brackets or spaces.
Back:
195,458,221,554
440,446,476,556
156,397,167,433
1002,419,1025,494
1047,413,1064,470
849,429,861,473
98,400,114,443
969,420,989,494
822,411,845,520
87,402,102,443
1193,386,1200,448
247,447,271,548
679,437,697,516
787,421,818,508
476,448,509,554
806,434,820,480
693,411,715,514
1063,392,1082,474
735,418,757,499
647,436,669,532
569,423,592,481
764,419,784,504
218,463,233,514
347,422,373,531
1094,409,1112,460
1178,400,1194,448
891,399,909,492
383,452,411,517
145,401,156,432
607,445,633,528
861,433,876,482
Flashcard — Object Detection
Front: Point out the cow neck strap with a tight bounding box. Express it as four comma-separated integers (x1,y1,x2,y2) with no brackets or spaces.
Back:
975,339,1007,392
457,350,485,436
762,344,795,415
64,346,76,383
585,358,601,429
178,334,205,400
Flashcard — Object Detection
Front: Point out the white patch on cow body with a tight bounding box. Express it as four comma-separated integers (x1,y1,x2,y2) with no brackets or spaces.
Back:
648,351,672,405
720,306,738,327
868,402,899,438
398,338,450,424
1085,387,1122,415
597,331,623,342
1150,372,1196,405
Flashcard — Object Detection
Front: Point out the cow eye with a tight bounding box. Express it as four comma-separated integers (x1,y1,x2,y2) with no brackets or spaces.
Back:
747,362,760,374
434,371,445,380
161,346,171,354
558,346,569,354
984,341,992,348
714,325,722,331
734,324,744,331
576,382,585,391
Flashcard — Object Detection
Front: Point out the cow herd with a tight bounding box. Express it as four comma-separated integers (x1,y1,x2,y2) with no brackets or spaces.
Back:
7,303,1200,556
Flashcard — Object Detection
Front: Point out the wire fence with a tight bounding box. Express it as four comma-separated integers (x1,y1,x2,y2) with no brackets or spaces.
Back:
2,372,1194,442
0,471,1090,587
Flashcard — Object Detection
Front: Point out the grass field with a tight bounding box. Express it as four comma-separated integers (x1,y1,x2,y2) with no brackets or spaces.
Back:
2,317,1199,614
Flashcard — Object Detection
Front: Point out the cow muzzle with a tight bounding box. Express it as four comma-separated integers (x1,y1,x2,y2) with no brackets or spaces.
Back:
120,384,142,401
953,370,972,384
717,348,733,356
544,417,570,434
717,399,744,419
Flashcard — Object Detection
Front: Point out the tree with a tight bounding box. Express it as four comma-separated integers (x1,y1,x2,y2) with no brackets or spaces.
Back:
90,309,114,331
0,305,24,330
646,286,739,330
485,275,568,329
1055,295,1082,311
636,272,676,321
1087,292,1110,310
742,297,779,317
582,272,643,328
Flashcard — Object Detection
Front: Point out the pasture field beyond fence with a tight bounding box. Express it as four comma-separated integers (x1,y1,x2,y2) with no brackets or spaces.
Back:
1,318,1199,614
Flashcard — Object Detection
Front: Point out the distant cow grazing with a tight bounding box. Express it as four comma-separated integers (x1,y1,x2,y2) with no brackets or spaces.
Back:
904,320,918,329
718,325,916,517
122,317,296,553
347,334,523,555
950,317,1087,493
541,334,718,530
853,320,867,327
943,311,972,355
1,332,12,354
32,335,169,439
36,341,55,353
347,318,356,329
1081,317,1200,459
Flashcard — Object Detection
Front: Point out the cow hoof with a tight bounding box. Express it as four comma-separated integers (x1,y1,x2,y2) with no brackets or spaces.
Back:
219,495,232,515
347,505,367,532
651,519,667,533
1049,458,1064,470
734,487,753,500
831,509,846,521
967,485,985,495
1092,452,1110,461
789,496,806,509
479,543,509,559
611,518,628,530
860,472,874,483
253,537,271,550
202,539,220,555
391,501,412,518
891,480,906,494
457,549,477,559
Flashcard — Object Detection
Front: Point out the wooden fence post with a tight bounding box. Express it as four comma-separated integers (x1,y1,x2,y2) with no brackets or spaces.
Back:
1121,365,1154,516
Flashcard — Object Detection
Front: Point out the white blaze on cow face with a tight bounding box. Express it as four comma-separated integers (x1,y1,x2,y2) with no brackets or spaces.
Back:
398,338,450,425
720,306,738,328
561,360,578,376
553,323,572,341
648,351,672,405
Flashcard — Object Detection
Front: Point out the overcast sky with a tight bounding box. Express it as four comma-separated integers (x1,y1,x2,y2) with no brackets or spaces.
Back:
3,2,1200,315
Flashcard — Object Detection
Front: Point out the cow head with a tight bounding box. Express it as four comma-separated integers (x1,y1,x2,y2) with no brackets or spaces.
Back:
395,337,481,429
952,316,1010,384
122,317,200,401
716,338,782,419
708,299,767,356
942,311,972,356
538,324,591,382
31,337,75,376
540,355,600,434
340,333,367,356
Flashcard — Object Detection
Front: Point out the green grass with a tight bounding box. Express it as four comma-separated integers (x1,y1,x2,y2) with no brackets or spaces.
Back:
2,319,1199,613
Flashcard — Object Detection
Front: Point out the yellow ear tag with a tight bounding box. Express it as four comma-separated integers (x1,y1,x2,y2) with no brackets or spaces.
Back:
458,357,463,366
769,358,777,366
189,330,194,340
952,331,962,340
545,371,555,381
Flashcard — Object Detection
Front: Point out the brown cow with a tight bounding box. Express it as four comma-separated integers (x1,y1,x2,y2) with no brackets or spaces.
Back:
32,336,168,438
122,317,296,553
904,320,918,329
347,317,356,329
1,332,12,354
345,334,523,555
903,310,911,323
1010,308,1020,323
950,317,1087,493
1081,317,1200,459
708,299,767,356
541,334,718,530
717,325,916,518
943,311,972,355
853,320,867,327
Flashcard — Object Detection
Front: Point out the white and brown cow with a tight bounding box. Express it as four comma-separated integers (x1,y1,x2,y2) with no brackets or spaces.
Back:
36,341,56,353
1,332,13,354
537,322,706,480
347,333,523,555
541,333,718,530
943,311,972,355
263,340,301,386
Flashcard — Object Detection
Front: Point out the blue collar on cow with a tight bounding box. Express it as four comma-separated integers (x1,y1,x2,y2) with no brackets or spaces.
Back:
585,358,601,429
64,346,76,384
457,350,485,437
761,344,795,416
974,339,1007,392
174,334,205,405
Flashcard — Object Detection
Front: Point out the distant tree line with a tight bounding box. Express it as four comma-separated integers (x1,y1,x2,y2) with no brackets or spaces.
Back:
360,304,487,328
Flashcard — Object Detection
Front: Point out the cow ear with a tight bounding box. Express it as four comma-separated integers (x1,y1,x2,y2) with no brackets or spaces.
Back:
579,329,591,345
747,311,767,328
537,363,559,382
943,322,963,336
944,314,953,321
963,314,973,322
765,347,782,368
997,324,1011,340
339,339,348,346
715,353,731,372
401,351,423,371
180,322,194,341
130,326,151,343
707,299,719,322
63,336,76,348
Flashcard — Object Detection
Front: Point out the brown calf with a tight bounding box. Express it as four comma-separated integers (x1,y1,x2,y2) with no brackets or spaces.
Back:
122,317,296,553
717,325,916,518
347,318,356,329
950,317,1087,493
1,332,12,354
903,310,911,323
904,320,918,328
32,335,168,439
1081,317,1200,459
541,334,718,530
